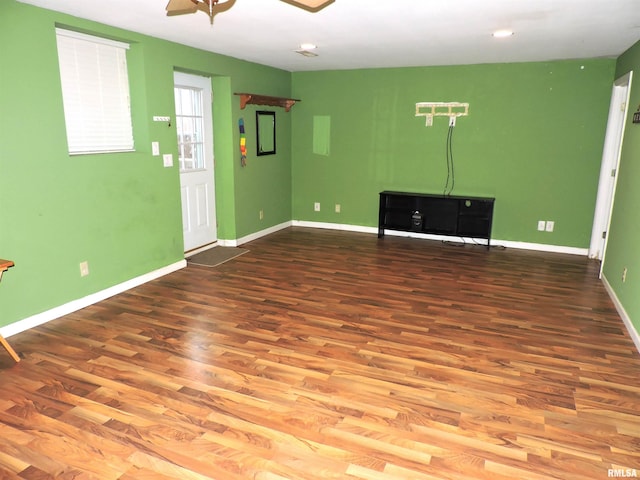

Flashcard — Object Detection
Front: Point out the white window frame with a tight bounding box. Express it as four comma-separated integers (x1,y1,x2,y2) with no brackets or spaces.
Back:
55,28,134,155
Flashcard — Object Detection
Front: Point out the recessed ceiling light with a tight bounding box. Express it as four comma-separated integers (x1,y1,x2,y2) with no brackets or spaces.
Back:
492,30,514,38
300,43,317,50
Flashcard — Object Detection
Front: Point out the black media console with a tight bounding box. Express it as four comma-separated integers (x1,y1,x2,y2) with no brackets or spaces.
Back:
378,191,495,248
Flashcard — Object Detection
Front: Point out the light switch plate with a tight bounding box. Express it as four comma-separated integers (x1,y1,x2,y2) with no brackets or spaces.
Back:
152,141,160,156
163,154,173,167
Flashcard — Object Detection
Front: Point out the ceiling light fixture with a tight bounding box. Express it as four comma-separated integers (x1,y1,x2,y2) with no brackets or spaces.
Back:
296,43,318,58
492,29,514,38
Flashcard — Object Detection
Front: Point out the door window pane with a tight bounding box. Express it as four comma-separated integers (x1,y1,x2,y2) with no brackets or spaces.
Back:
174,87,205,171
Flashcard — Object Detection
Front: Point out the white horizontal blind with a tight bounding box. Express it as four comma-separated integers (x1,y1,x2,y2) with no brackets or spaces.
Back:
55,28,134,154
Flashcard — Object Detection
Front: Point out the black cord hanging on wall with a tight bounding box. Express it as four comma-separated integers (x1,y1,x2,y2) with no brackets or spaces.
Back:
443,123,455,196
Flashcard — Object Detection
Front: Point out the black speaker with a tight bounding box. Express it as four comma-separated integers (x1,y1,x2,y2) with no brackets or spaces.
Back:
411,210,423,231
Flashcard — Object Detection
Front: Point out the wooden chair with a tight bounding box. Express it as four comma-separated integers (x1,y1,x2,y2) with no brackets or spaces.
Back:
0,259,20,363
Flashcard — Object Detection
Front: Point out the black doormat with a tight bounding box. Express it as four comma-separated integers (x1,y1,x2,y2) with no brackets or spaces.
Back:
187,247,249,267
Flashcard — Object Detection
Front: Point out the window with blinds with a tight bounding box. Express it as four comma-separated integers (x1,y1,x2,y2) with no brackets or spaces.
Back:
55,28,134,154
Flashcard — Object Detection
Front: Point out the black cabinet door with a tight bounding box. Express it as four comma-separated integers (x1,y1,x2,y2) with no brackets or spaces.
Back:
457,199,493,237
421,197,458,234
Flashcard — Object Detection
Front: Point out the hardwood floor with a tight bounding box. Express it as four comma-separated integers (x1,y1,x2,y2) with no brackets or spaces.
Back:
1,227,639,479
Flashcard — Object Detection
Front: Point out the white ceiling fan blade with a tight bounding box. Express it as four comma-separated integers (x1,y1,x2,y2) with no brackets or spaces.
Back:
280,0,335,13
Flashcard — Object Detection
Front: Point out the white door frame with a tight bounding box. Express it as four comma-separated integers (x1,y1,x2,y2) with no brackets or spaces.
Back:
588,71,633,275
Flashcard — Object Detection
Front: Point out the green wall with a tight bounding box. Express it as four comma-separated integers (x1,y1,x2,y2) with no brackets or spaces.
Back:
602,39,640,335
291,60,615,246
0,1,292,327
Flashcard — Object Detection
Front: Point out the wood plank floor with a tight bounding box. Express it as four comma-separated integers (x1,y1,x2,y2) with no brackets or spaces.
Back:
1,227,639,479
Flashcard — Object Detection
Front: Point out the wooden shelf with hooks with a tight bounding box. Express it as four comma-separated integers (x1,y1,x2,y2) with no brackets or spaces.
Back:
235,93,300,112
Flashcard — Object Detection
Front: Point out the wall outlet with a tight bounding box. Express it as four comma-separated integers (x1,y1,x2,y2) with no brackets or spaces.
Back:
622,267,627,283
151,141,160,156
79,261,89,277
163,153,173,167
314,202,321,212
335,204,341,213
259,209,264,220
545,221,555,232
537,220,546,231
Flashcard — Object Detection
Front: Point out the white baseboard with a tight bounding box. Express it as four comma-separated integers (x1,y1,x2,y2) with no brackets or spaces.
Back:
0,260,187,339
292,220,376,235
601,274,640,356
219,221,292,247
494,240,588,256
292,220,589,256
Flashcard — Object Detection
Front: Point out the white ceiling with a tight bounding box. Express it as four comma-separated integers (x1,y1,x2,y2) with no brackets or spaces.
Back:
18,0,640,72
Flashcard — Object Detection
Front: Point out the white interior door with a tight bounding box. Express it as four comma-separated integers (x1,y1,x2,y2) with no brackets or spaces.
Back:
174,71,217,252
588,72,632,270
